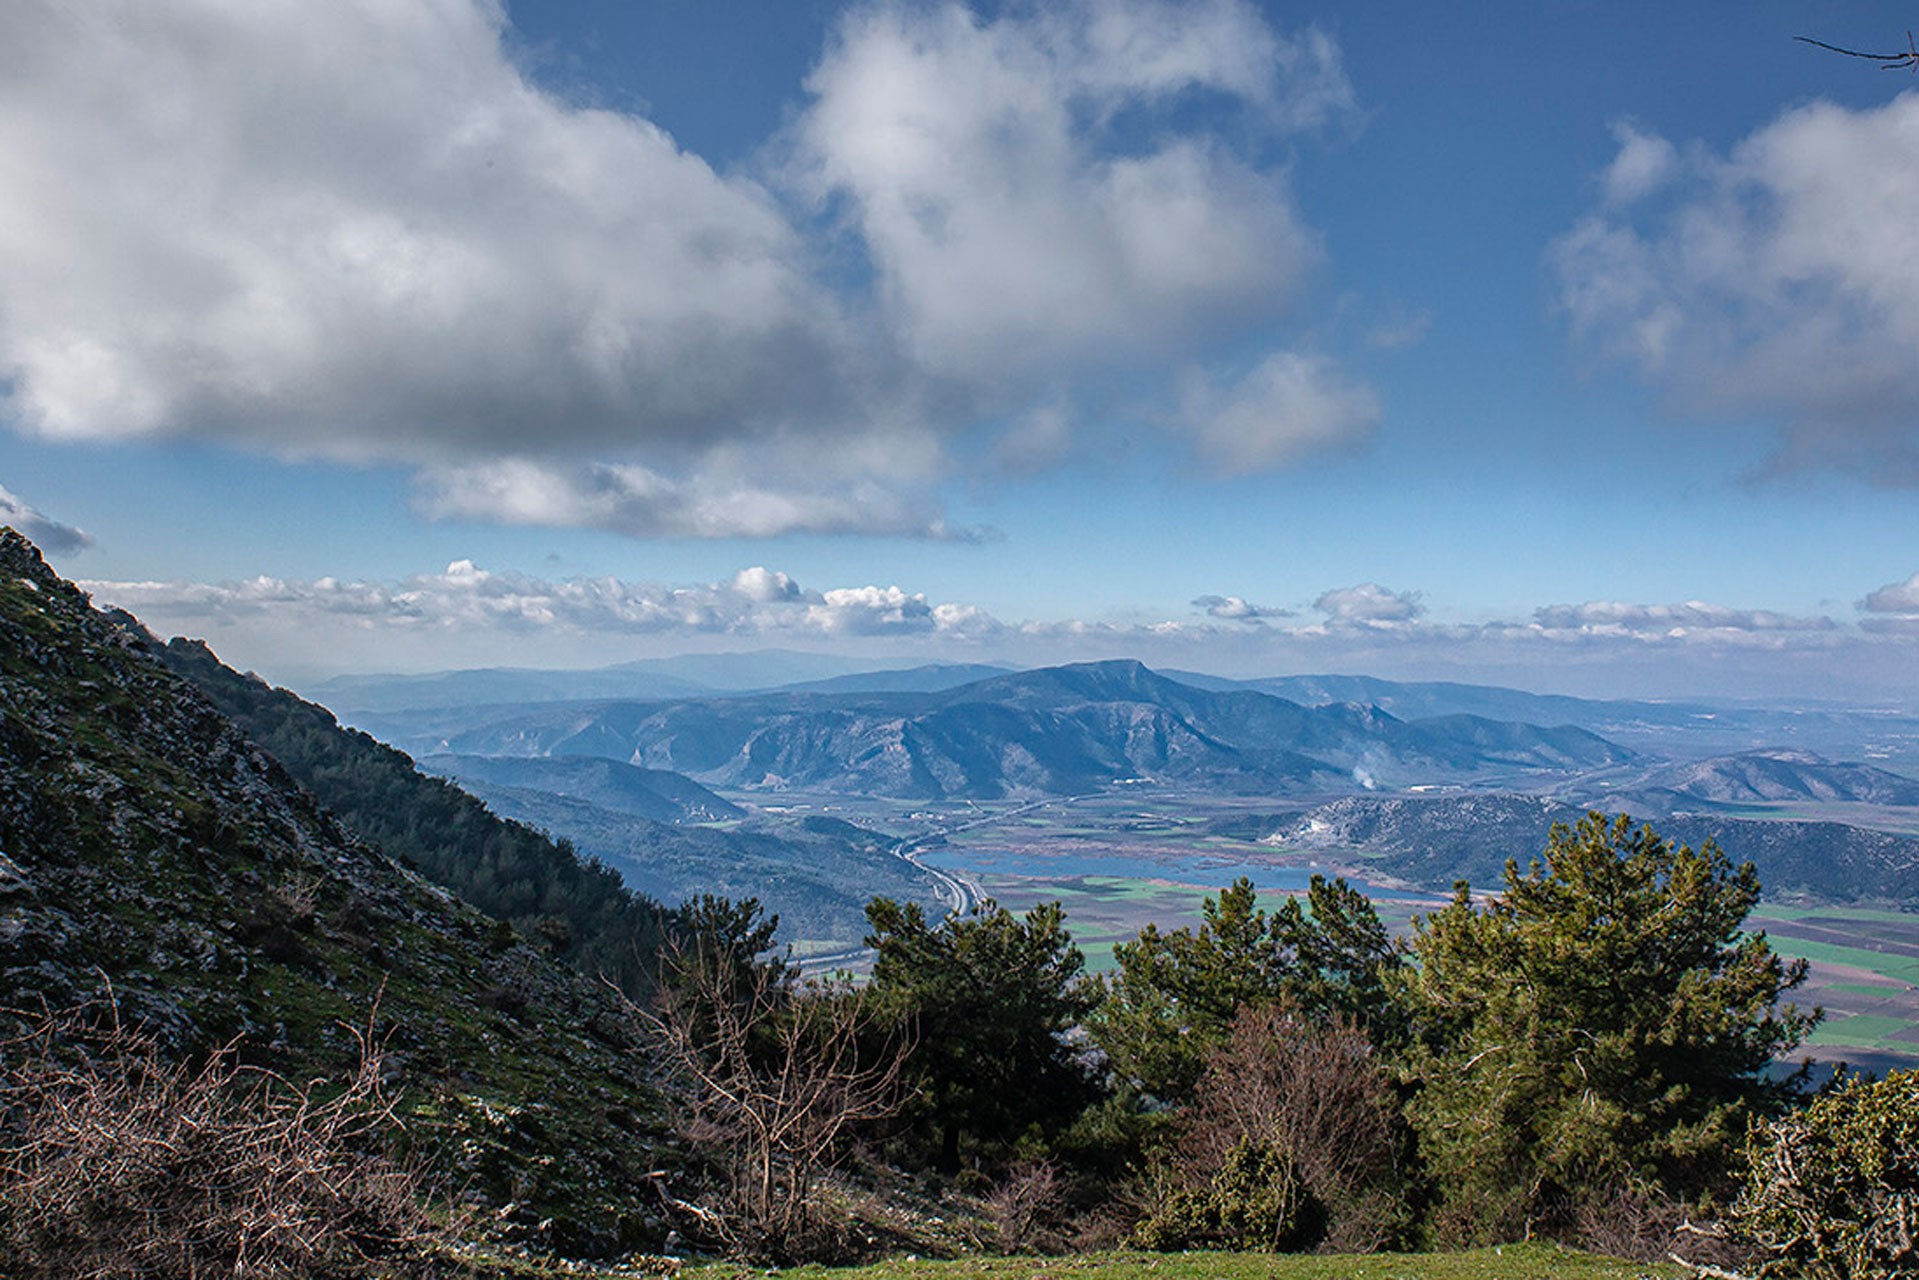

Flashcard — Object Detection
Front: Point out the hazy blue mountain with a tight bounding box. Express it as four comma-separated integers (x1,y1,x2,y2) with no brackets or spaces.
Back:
307,651,988,713
368,659,1636,801
420,753,745,823
1168,671,1919,768
1619,750,1919,807
769,662,1014,695
306,664,717,712
609,649,921,690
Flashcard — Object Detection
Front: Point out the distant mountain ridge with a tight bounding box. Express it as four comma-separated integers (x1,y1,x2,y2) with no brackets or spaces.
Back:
308,652,1005,712
367,658,1637,800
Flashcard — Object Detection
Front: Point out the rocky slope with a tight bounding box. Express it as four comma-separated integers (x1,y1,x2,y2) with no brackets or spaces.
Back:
0,529,681,1256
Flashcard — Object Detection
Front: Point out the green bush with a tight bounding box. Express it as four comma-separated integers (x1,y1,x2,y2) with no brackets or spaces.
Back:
1737,1068,1919,1279
1134,1137,1324,1252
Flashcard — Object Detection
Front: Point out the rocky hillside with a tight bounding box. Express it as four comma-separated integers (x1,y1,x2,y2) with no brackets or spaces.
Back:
0,530,682,1255
1254,793,1919,901
1629,749,1919,807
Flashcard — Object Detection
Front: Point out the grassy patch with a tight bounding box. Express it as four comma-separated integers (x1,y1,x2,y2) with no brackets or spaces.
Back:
1807,1013,1919,1048
1763,937,1919,985
680,1244,1670,1280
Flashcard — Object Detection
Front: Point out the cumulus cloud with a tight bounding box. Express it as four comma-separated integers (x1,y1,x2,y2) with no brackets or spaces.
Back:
415,458,983,541
793,0,1347,380
0,482,90,552
1314,583,1423,624
1530,600,1835,635
1860,572,1919,615
0,0,1384,534
1192,594,1287,622
1601,121,1679,205
1179,351,1380,474
0,0,855,462
1553,93,1919,479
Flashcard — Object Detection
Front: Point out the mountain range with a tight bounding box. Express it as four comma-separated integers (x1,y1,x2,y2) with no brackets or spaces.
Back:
359,659,1637,800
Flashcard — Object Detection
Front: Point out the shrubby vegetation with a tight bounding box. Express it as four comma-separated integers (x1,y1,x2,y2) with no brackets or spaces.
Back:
643,812,1834,1268
1737,1068,1919,1279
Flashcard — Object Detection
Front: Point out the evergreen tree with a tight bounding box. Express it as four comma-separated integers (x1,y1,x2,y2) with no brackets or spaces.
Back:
1092,875,1401,1101
1398,813,1816,1243
864,897,1098,1171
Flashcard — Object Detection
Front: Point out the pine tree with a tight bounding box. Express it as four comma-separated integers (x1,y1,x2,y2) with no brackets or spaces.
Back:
1398,813,1816,1242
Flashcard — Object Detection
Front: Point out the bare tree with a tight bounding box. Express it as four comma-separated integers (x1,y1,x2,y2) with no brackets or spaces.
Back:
0,999,443,1279
630,943,909,1261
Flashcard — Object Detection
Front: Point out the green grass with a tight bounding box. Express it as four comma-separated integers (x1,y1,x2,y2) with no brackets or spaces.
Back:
1755,905,1919,926
680,1244,1669,1280
1763,937,1919,985
1808,1013,1919,1048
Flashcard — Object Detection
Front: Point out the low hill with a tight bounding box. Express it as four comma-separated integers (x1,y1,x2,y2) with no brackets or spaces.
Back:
444,780,933,942
421,751,746,823
1630,749,1919,807
1254,793,1919,901
0,529,676,1253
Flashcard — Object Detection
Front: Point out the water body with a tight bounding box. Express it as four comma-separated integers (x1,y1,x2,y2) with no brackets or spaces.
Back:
917,847,1432,901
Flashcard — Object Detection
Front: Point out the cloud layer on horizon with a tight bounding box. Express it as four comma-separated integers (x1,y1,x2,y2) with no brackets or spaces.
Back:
81,561,1915,700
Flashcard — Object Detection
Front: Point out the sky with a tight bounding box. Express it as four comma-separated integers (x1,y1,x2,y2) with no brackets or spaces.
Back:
3,0,1919,702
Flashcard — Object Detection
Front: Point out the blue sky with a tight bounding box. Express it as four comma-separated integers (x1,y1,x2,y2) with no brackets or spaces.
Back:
3,0,1919,701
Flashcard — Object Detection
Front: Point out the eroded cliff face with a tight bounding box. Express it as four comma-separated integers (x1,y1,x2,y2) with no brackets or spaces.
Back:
0,528,679,1255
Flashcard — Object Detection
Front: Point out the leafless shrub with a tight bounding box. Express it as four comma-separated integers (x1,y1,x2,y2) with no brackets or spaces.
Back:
0,1000,444,1279
1572,1181,1752,1271
629,943,908,1262
983,1159,1067,1253
1136,1001,1410,1253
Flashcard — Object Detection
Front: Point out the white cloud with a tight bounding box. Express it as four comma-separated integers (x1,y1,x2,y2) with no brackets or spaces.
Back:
793,0,1345,381
1192,594,1286,622
1554,93,1919,479
1601,121,1678,205
0,0,1381,536
415,458,982,541
0,483,90,552
1315,583,1423,624
1179,351,1380,474
78,563,1917,702
1530,600,1835,635
0,0,850,461
1861,572,1919,615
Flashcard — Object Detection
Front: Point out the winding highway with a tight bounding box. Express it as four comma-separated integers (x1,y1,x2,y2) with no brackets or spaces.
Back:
792,793,1092,973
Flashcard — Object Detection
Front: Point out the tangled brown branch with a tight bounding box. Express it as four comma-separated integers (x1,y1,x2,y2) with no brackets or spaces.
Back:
0,998,445,1279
